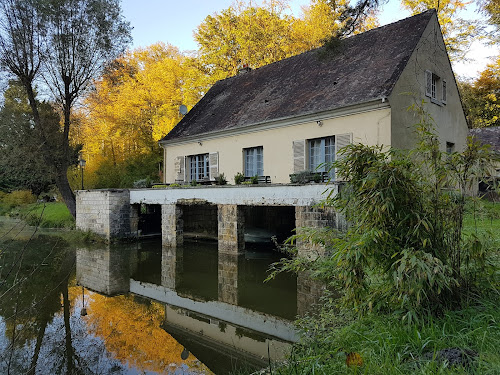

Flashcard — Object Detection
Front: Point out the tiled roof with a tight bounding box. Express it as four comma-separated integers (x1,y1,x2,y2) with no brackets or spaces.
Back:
469,126,500,153
161,10,435,143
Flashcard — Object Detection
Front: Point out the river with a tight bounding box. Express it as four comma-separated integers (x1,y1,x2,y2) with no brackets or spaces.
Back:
0,218,317,374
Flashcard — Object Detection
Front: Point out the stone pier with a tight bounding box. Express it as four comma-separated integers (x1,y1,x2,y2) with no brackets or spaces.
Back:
76,190,131,241
295,205,337,258
76,245,131,295
161,204,183,247
161,246,183,289
218,204,245,254
218,253,242,305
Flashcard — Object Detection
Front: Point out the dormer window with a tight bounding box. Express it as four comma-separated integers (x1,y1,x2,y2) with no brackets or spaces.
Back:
425,70,446,105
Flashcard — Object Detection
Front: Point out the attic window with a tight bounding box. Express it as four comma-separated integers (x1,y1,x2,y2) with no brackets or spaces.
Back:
425,70,446,105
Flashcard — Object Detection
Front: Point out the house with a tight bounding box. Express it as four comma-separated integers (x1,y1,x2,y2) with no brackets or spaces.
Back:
76,9,469,257
159,9,468,185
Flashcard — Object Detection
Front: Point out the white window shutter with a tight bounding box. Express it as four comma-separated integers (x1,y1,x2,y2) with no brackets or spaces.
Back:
425,70,432,97
442,79,447,104
175,156,185,182
209,152,219,180
335,133,352,180
293,140,306,172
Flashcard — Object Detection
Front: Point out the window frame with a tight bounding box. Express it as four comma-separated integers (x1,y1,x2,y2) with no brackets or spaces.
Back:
243,146,264,177
188,153,209,181
308,136,335,177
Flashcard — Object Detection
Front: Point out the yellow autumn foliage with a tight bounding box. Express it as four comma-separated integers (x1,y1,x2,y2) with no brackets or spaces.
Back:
82,290,213,374
74,43,203,187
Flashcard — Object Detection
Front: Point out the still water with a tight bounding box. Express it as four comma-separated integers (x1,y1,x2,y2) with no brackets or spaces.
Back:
0,218,308,374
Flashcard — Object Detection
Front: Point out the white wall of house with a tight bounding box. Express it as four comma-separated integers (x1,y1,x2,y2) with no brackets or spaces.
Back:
389,14,468,152
162,105,392,184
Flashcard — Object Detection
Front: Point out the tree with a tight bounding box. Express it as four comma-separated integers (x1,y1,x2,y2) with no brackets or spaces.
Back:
0,81,60,195
481,0,500,42
76,43,202,188
401,0,478,60
460,56,500,128
194,0,379,84
0,0,131,217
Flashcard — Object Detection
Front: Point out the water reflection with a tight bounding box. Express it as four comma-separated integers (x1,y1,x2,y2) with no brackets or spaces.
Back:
76,239,300,373
0,217,317,375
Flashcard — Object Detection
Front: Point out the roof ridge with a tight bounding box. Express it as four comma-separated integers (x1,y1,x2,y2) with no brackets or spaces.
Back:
161,9,436,143
217,9,436,85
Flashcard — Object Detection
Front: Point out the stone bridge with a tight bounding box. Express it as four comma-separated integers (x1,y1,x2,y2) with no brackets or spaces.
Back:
75,184,344,256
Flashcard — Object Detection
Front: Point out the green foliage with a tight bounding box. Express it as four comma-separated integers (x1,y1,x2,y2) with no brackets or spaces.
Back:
0,80,66,195
132,177,153,188
215,173,227,185
234,172,245,185
273,114,498,321
251,175,259,184
290,171,324,184
459,58,500,128
273,296,500,374
0,190,37,207
92,152,161,189
190,180,199,186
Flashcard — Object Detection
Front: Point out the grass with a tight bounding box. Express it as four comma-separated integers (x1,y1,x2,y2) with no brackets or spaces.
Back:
0,201,75,228
272,296,499,374
463,199,500,243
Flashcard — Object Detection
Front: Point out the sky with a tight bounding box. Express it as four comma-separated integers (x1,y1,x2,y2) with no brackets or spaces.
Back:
120,0,498,79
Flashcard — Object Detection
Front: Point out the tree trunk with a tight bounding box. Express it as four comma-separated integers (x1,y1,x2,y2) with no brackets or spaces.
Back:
56,171,76,218
27,317,48,375
62,280,75,375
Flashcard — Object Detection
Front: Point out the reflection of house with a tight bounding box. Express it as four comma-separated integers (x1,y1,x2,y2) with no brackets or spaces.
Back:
160,10,468,185
469,126,500,194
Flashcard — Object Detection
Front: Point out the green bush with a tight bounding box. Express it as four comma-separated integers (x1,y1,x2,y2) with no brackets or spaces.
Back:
290,171,324,184
273,114,498,321
234,172,245,185
2,190,37,206
250,175,259,184
215,173,227,185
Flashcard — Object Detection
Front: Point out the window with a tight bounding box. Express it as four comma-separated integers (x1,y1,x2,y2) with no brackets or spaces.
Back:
308,136,335,177
244,146,263,177
425,70,446,105
189,153,209,181
446,142,455,154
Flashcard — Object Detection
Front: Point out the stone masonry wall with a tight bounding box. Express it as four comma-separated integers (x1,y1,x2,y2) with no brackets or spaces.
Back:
218,204,245,254
162,204,183,247
295,205,337,258
182,204,218,238
76,190,131,241
218,253,241,305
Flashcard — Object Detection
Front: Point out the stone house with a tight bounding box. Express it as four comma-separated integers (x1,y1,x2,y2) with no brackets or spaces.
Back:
159,9,468,185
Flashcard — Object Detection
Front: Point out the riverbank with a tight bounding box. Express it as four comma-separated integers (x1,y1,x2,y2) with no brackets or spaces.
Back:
264,199,500,375
0,201,75,228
